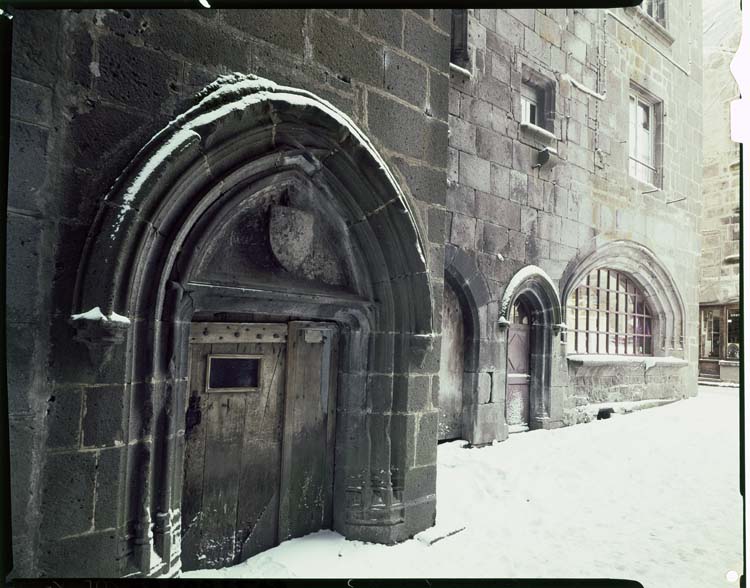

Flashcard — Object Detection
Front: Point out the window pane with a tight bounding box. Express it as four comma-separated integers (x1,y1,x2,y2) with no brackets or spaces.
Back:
638,124,651,165
577,308,586,332
639,101,650,131
727,310,740,344
629,96,637,159
208,356,260,389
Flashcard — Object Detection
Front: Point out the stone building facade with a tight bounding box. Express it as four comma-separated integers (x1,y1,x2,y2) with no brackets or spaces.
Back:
6,6,701,579
698,0,741,382
439,5,701,442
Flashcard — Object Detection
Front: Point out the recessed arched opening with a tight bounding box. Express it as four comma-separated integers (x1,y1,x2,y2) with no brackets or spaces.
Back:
560,240,691,410
441,245,500,445
560,240,686,357
438,280,468,441
71,75,435,576
499,265,562,432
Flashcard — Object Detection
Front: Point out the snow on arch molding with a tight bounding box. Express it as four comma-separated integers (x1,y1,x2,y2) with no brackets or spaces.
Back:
70,306,131,324
498,265,562,325
74,73,434,322
103,72,426,265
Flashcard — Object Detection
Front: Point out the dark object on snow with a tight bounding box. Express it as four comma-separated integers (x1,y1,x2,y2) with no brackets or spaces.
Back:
597,407,615,420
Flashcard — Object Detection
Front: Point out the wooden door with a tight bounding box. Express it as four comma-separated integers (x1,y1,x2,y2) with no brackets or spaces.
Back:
278,321,338,541
180,321,338,571
181,323,288,571
506,301,531,431
438,284,464,440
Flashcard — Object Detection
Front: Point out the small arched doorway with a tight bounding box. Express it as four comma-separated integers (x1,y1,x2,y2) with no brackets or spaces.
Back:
500,265,563,432
440,245,498,445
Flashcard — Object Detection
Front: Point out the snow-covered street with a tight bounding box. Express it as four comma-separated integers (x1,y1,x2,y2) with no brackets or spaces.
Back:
182,385,743,587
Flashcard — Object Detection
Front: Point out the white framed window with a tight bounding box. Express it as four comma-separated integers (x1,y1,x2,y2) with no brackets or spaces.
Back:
628,86,662,187
521,82,543,127
640,0,666,27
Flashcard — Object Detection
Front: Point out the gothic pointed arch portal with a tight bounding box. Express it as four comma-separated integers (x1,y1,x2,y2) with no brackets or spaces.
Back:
72,75,435,576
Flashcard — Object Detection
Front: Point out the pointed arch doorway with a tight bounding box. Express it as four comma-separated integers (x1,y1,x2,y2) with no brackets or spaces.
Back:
500,265,563,432
70,74,436,576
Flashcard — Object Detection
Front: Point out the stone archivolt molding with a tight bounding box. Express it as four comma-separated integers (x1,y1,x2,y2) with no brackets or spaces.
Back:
560,240,687,356
498,264,563,329
71,74,436,575
73,73,432,335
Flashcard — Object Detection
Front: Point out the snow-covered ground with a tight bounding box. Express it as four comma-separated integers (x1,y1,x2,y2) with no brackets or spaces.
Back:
182,385,743,587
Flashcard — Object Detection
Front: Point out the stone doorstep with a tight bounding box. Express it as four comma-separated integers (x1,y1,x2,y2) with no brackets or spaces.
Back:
415,524,466,546
698,379,741,388
579,397,680,419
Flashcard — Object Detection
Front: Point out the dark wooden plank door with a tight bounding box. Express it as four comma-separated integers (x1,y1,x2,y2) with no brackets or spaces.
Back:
506,324,531,429
278,321,338,542
438,284,464,440
181,325,287,571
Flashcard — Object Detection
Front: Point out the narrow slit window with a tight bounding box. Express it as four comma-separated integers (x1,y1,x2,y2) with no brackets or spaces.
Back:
450,9,470,68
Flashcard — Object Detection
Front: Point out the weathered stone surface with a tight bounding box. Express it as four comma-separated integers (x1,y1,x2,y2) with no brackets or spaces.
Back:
403,12,450,71
82,386,126,448
46,390,82,450
10,9,61,86
224,9,305,55
7,120,48,213
39,531,119,577
312,13,384,87
40,452,97,539
96,34,183,112
395,159,447,207
361,9,403,46
459,152,490,192
6,213,45,325
368,91,426,160
385,49,427,108
94,447,126,530
429,69,450,120
10,77,53,125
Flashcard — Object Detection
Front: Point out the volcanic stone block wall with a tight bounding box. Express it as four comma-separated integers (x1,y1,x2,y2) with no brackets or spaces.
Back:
6,8,449,577
700,0,740,306
447,8,702,420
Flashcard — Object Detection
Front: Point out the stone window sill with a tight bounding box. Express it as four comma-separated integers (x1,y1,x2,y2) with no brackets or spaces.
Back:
631,176,664,198
626,7,675,47
520,122,557,146
719,360,740,367
450,62,472,78
566,354,688,371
